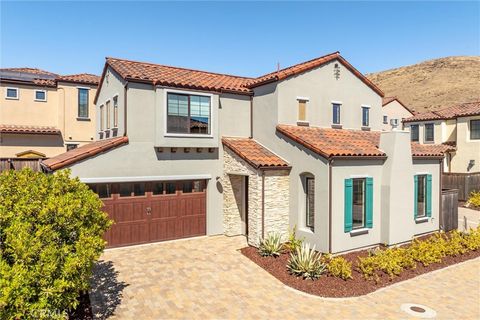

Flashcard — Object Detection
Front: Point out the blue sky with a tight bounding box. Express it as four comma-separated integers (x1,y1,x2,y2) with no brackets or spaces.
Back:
1,1,479,77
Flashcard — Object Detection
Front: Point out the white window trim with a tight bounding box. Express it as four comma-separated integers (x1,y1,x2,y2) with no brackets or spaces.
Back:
34,89,47,102
112,94,119,128
424,123,435,143
361,105,371,127
296,96,310,102
76,86,91,90
331,100,342,104
163,88,214,138
5,87,19,100
332,102,342,125
350,174,371,178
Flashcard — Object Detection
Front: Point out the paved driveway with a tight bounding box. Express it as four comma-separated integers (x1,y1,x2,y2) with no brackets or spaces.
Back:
90,236,480,319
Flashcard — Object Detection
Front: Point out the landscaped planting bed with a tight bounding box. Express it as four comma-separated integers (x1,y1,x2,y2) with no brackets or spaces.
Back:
241,229,480,298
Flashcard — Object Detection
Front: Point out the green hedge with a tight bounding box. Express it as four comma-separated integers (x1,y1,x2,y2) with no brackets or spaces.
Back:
0,169,112,319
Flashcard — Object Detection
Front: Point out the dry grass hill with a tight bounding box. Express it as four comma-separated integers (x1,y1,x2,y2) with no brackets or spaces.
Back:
367,56,480,114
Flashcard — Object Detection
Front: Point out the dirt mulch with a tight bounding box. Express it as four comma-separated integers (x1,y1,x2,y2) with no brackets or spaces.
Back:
68,292,93,320
240,246,480,298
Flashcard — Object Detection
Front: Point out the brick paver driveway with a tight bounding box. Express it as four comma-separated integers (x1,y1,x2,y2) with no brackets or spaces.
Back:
90,235,480,319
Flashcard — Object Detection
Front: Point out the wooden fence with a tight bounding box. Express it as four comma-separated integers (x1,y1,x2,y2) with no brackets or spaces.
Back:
442,172,480,201
440,188,458,232
0,158,45,173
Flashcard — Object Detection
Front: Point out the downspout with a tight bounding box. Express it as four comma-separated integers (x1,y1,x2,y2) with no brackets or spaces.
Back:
261,169,265,239
123,81,129,136
328,159,333,253
249,95,253,139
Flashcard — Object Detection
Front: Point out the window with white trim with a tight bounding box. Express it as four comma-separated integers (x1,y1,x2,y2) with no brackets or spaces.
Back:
167,93,211,134
332,103,341,124
106,100,111,129
424,123,434,142
34,90,47,102
113,96,118,128
362,106,370,127
99,105,104,131
78,88,89,118
6,87,18,99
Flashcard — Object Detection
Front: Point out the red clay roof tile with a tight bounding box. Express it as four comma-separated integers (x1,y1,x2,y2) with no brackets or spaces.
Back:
42,136,129,171
222,137,290,169
404,101,480,123
411,142,453,158
57,73,100,85
0,124,60,135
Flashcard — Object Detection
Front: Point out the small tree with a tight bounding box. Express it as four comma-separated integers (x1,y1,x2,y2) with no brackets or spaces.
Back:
0,169,112,319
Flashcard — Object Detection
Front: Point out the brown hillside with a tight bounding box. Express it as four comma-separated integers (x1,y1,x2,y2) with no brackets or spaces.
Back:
367,56,480,114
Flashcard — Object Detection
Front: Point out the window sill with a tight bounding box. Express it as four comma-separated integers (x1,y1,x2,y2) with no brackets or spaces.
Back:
350,228,369,237
297,121,310,127
34,99,47,102
415,217,429,224
424,141,434,144
361,126,371,131
331,124,342,129
77,117,91,121
164,133,214,139
299,227,314,234
5,97,19,100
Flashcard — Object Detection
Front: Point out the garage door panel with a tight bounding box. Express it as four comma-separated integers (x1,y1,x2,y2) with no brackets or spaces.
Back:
114,202,148,223
113,222,149,246
149,218,177,242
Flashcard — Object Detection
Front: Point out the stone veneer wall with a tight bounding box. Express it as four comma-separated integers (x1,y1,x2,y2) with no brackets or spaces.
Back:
222,147,290,247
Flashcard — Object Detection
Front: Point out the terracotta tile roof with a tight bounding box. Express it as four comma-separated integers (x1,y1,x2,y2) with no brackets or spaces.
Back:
222,137,290,169
42,136,129,171
382,96,415,115
0,124,60,135
276,125,449,159
57,73,100,85
411,142,454,158
0,67,58,77
246,52,384,97
106,57,254,94
404,101,480,123
276,124,386,159
31,78,57,86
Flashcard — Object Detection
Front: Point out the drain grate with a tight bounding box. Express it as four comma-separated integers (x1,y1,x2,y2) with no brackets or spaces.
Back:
401,303,436,318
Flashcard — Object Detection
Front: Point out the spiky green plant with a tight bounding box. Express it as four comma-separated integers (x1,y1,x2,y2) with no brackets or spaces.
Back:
283,225,304,252
258,232,283,257
287,242,326,280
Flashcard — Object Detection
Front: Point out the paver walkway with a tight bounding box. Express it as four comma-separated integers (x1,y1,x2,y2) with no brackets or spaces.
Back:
90,235,480,319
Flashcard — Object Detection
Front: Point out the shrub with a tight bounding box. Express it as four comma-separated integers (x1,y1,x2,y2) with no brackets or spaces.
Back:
283,225,304,252
467,191,480,208
287,243,326,280
409,234,446,266
326,256,352,280
358,247,415,280
258,232,283,257
462,226,480,251
0,169,112,319
443,231,468,256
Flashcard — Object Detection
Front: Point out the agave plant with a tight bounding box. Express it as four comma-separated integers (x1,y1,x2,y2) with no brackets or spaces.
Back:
258,232,283,257
287,242,326,280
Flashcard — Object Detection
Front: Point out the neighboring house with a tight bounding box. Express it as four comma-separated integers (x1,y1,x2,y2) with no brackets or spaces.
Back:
403,101,480,173
381,96,414,131
42,52,448,254
0,68,100,158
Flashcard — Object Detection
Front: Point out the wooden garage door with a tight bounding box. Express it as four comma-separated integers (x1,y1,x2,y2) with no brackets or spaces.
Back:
89,180,206,248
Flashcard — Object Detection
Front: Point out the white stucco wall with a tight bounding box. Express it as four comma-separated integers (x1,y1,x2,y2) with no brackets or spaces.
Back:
452,115,480,172
382,100,414,131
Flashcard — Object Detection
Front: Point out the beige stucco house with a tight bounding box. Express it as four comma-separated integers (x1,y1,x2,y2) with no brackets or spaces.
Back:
381,97,414,131
0,68,99,158
403,102,480,173
42,52,448,253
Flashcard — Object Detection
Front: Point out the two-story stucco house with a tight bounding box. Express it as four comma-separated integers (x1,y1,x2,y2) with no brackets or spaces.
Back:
42,52,449,254
403,101,480,173
381,97,414,131
0,68,99,158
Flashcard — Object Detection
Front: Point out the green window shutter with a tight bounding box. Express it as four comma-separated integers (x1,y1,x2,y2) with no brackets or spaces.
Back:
426,174,432,217
414,175,418,218
344,179,353,232
366,177,373,228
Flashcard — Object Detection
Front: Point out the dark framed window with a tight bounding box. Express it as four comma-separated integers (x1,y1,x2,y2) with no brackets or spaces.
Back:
113,96,118,128
470,120,480,140
383,115,388,124
167,93,211,134
6,87,18,99
411,124,419,141
424,123,434,142
362,107,370,127
416,175,427,218
352,178,366,229
78,88,89,118
35,90,46,101
88,184,112,199
332,103,341,124
99,105,104,131
152,182,164,195
305,176,315,231
166,182,176,194
66,144,78,151
106,100,111,129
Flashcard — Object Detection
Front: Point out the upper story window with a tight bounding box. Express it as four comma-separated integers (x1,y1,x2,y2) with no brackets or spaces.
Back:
470,119,480,140
34,90,47,102
5,87,18,100
383,115,388,124
362,106,370,127
78,88,89,118
297,99,308,122
106,100,111,129
424,123,434,142
113,96,118,128
167,93,211,134
411,124,419,141
99,105,104,131
332,103,341,124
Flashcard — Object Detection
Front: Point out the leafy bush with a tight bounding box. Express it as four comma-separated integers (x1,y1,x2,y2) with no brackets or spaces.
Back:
443,231,468,256
287,243,326,280
409,234,447,266
283,225,304,252
358,247,415,280
258,232,283,257
462,226,480,250
0,169,112,319
326,256,352,280
467,191,480,208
